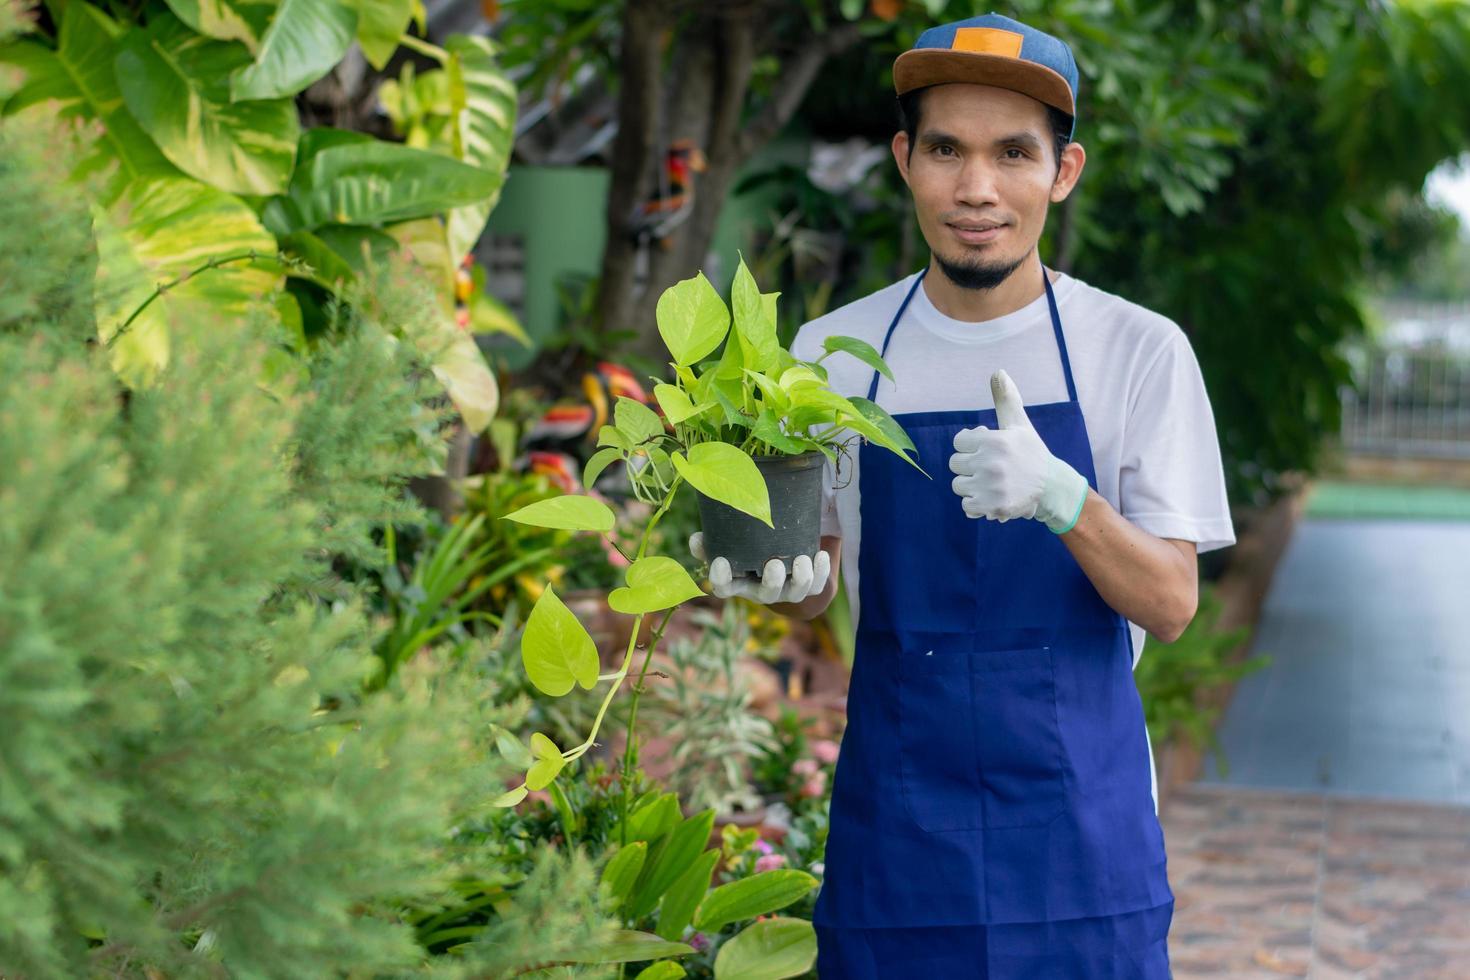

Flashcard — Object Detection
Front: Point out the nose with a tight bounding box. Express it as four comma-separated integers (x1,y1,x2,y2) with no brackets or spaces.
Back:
954,158,1001,208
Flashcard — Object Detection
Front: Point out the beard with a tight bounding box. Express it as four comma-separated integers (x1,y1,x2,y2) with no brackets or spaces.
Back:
935,248,1028,291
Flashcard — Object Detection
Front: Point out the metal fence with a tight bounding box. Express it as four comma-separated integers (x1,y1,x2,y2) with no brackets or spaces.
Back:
1340,302,1470,457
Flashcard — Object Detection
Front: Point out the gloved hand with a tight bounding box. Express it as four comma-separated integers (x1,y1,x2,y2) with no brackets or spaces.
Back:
689,531,831,604
948,369,1089,533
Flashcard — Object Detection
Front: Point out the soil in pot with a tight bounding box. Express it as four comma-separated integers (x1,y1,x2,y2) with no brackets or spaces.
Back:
695,449,825,576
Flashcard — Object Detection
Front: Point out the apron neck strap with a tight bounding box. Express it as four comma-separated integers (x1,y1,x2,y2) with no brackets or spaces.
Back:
863,263,1078,406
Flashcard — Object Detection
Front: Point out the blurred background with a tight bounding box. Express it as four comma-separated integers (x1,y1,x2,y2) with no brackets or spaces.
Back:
4,0,1468,976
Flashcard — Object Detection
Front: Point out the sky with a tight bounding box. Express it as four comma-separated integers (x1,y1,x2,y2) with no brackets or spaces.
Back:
1426,153,1470,234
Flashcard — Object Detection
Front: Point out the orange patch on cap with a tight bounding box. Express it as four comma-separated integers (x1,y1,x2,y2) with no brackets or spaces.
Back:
951,27,1023,58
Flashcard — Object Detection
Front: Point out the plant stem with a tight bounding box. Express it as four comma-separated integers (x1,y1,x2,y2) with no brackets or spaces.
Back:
107,250,285,345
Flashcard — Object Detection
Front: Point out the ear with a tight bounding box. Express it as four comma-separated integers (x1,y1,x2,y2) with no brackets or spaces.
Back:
891,130,912,186
1050,141,1086,203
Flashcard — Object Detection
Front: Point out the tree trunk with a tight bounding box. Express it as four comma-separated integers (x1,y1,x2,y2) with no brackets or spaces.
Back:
597,5,863,352
594,0,669,342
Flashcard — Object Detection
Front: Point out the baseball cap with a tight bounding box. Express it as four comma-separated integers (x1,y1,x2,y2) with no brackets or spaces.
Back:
893,13,1079,139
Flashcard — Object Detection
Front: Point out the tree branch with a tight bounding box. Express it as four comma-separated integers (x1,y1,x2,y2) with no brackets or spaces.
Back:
736,20,864,160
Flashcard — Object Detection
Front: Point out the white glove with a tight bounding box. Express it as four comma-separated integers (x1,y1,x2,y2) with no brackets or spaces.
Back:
689,532,831,604
947,369,1089,533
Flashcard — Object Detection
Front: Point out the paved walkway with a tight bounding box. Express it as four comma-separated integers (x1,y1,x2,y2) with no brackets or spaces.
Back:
1163,505,1470,977
1201,518,1470,803
1163,784,1470,978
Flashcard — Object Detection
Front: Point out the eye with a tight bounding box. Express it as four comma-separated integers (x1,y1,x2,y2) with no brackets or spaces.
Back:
1003,147,1026,160
930,144,956,157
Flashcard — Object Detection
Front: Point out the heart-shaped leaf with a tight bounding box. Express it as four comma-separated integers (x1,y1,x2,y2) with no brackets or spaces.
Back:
117,11,299,191
520,586,599,696
616,396,665,445
354,0,414,70
163,0,274,51
656,272,729,366
229,0,358,101
823,334,895,383
491,785,528,808
732,257,778,373
671,443,772,527
444,33,517,259
503,495,615,532
752,411,806,455
653,383,712,425
525,731,566,790
608,557,704,615
583,447,624,488
493,724,533,768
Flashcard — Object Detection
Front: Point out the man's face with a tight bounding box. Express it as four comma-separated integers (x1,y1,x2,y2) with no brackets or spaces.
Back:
892,83,1083,290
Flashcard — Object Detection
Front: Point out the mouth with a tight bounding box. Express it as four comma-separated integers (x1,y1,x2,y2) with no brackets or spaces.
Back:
946,221,1007,244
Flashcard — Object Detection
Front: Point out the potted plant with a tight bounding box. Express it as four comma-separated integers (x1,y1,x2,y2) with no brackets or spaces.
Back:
487,258,926,978
636,254,925,574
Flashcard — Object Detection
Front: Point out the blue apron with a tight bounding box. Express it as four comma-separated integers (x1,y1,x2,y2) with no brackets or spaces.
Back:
811,267,1173,975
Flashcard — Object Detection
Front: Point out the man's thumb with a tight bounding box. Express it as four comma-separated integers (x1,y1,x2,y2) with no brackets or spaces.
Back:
991,369,1031,429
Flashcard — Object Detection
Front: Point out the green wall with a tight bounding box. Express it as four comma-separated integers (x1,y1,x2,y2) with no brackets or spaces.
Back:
482,132,810,368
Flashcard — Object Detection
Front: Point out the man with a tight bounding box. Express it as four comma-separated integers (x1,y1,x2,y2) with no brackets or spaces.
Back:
690,12,1234,976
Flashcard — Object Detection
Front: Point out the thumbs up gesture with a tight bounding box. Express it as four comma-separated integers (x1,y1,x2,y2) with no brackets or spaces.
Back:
947,369,1090,533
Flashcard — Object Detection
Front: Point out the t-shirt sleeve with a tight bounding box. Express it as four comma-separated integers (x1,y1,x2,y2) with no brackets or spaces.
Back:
1118,331,1236,553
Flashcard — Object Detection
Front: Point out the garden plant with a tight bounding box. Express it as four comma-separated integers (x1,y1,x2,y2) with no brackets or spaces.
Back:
490,256,921,976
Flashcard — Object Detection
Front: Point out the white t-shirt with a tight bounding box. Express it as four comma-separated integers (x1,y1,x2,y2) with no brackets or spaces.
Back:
791,269,1237,810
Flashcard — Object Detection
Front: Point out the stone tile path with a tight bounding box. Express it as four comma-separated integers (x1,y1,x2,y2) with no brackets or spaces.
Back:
1163,507,1470,977
1163,784,1470,978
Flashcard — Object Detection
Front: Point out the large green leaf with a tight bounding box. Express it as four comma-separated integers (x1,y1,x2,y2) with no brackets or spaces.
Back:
608,557,704,615
615,396,665,445
520,586,599,697
556,931,694,966
600,842,648,910
162,0,274,52
656,272,730,366
655,848,720,942
94,176,279,387
1,4,179,203
731,257,778,373
652,383,712,425
712,917,816,980
821,334,894,383
386,217,500,432
670,443,772,527
117,12,298,196
502,495,615,533
693,870,819,933
443,34,517,260
287,140,504,229
629,808,716,920
624,792,680,843
229,0,358,101
353,0,414,70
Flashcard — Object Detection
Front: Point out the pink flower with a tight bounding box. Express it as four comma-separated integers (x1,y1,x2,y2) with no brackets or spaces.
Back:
688,932,710,952
799,771,828,799
792,758,819,777
752,837,774,855
755,853,787,872
811,739,840,765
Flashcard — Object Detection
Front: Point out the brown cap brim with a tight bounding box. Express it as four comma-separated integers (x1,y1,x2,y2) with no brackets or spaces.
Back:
893,48,1074,117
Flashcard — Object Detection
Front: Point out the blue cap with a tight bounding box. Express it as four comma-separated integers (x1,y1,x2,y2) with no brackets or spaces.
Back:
894,13,1078,139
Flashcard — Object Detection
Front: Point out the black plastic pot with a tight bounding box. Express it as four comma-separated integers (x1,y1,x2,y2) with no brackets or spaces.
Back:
695,449,825,576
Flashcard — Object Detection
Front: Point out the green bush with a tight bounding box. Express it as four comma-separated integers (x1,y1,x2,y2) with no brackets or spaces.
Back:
0,103,623,978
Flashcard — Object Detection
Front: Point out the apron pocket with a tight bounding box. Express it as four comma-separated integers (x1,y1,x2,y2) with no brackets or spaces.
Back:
897,644,1066,832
